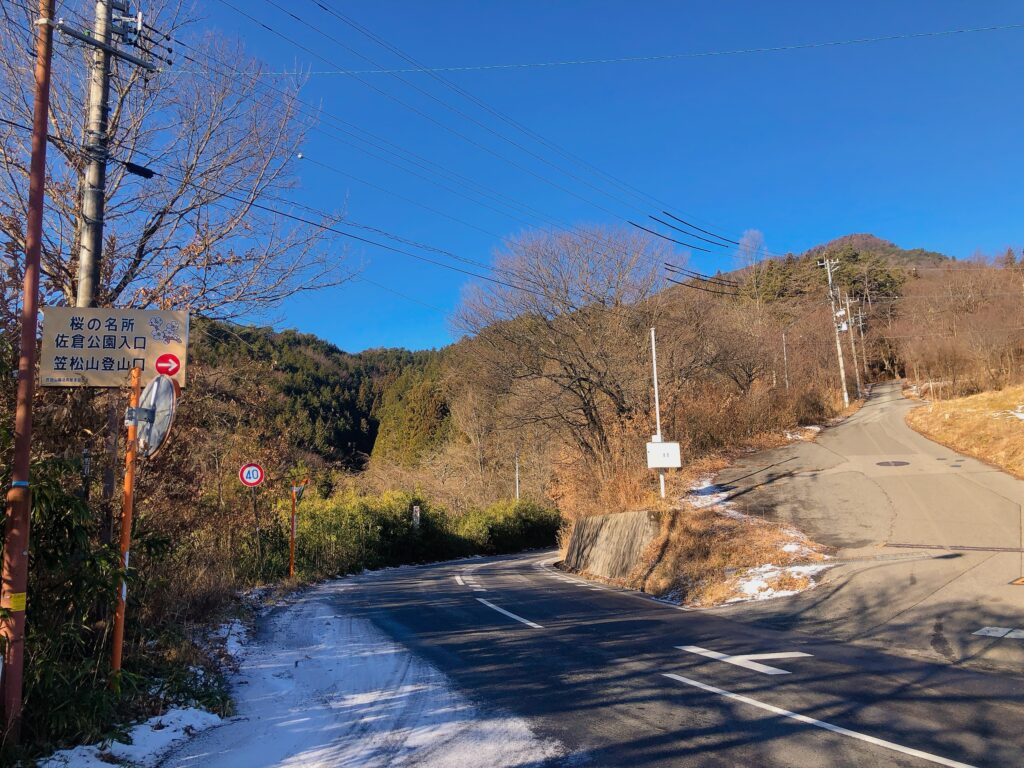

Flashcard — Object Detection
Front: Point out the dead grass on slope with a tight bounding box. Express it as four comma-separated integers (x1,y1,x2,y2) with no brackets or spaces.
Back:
632,505,832,607
905,385,1024,478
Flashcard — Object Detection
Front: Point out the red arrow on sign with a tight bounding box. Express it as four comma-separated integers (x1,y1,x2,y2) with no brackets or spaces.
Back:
155,353,180,376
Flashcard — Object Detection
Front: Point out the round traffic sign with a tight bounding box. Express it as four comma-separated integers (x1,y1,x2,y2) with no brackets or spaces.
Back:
239,463,265,487
155,353,181,376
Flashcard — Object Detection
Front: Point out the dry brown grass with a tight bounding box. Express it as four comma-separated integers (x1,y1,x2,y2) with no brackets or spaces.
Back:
906,385,1024,478
632,504,831,607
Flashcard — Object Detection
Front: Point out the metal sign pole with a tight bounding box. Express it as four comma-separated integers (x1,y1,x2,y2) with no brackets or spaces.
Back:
110,366,141,679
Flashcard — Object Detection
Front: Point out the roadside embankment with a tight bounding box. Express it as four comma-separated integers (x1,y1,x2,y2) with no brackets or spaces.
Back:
562,484,832,606
905,385,1024,478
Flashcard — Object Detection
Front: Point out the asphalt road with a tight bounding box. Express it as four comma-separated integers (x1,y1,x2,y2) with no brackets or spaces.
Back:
329,551,1022,767
713,381,1024,673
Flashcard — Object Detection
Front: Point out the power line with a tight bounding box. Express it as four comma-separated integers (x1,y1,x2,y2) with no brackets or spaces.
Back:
665,275,739,297
302,0,793,257
214,21,1024,76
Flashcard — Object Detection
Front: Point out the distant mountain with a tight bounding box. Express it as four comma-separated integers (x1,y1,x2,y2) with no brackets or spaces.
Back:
803,234,951,268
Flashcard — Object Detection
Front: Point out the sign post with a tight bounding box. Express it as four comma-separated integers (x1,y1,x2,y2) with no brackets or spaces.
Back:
110,367,141,680
239,464,266,572
289,477,308,579
648,328,681,499
35,307,188,685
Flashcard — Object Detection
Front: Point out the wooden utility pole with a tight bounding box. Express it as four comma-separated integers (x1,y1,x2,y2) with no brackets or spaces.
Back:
110,367,141,679
1,0,56,739
820,259,850,408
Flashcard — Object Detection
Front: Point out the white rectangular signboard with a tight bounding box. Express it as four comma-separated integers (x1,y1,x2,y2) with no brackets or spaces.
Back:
646,441,681,469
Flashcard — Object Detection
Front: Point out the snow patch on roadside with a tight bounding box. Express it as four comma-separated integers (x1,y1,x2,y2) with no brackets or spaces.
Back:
728,563,833,603
39,708,222,768
686,477,832,604
161,579,564,767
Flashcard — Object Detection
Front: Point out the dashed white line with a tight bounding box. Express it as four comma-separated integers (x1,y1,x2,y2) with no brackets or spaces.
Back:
454,575,465,586
476,598,543,629
663,674,976,768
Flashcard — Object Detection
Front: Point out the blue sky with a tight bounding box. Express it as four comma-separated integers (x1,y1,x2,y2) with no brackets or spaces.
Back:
199,1,1024,352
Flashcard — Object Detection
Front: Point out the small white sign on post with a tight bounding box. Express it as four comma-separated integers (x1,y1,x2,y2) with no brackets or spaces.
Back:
647,441,682,469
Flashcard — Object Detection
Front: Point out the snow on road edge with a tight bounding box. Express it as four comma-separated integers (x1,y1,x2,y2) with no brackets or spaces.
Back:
39,708,223,768
158,576,563,768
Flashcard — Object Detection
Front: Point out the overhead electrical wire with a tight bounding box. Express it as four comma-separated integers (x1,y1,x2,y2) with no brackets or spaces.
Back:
664,275,739,297
301,0,793,258
225,21,1024,76
0,116,653,325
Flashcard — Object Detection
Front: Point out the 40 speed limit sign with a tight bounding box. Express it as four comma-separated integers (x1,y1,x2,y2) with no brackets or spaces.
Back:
239,463,265,487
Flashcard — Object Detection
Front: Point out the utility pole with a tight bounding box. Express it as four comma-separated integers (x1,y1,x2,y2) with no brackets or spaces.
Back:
514,448,520,501
856,309,869,376
2,0,56,739
781,330,790,392
650,327,665,499
844,293,863,399
75,0,114,308
819,259,850,408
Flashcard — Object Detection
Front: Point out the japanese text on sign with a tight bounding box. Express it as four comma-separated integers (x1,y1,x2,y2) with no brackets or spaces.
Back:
39,307,189,388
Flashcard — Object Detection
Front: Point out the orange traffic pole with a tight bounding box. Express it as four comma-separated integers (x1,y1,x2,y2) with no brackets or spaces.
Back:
110,367,141,679
289,488,296,579
1,0,56,740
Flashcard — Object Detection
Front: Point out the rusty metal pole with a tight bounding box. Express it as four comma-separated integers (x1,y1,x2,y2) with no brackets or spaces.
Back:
1,0,56,739
289,488,296,579
110,367,141,679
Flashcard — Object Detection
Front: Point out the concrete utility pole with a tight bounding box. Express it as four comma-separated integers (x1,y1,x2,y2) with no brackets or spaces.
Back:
514,448,520,501
857,309,869,376
650,327,666,499
76,0,114,308
2,0,56,740
844,293,863,399
819,259,850,408
781,330,790,392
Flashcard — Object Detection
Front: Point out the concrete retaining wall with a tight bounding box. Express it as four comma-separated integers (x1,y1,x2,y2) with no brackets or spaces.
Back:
563,510,661,583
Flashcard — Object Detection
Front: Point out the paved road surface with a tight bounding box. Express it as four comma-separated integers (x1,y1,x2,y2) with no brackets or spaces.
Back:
168,553,1022,766
715,381,1024,673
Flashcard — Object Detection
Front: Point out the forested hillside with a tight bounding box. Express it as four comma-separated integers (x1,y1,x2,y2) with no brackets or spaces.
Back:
190,320,441,467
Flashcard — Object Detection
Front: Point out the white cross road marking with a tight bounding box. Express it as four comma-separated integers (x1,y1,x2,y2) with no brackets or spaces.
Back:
663,674,977,768
678,645,813,675
475,598,542,628
973,626,1013,638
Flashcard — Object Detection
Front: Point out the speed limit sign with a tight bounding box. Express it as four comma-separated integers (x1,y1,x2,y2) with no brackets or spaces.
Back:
239,463,265,487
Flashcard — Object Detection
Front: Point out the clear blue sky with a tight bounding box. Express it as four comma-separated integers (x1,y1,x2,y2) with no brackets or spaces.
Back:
199,0,1024,352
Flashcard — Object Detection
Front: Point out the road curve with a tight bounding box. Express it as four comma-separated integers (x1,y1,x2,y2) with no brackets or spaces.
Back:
713,381,1024,673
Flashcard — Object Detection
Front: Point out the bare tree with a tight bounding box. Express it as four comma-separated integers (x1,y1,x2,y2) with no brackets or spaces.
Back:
0,2,349,329
456,227,665,471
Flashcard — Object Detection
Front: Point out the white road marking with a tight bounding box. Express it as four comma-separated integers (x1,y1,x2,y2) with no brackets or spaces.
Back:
972,626,1012,638
1006,629,1024,639
476,598,543,629
678,645,812,675
454,575,465,586
663,674,976,768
